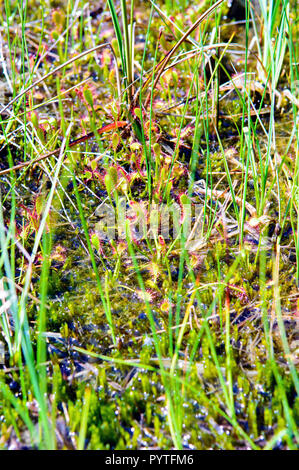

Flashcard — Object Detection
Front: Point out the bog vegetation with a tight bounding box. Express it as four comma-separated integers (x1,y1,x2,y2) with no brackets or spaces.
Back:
0,0,298,450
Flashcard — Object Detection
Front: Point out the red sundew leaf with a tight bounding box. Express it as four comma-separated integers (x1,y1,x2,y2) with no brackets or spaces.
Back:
97,121,127,134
